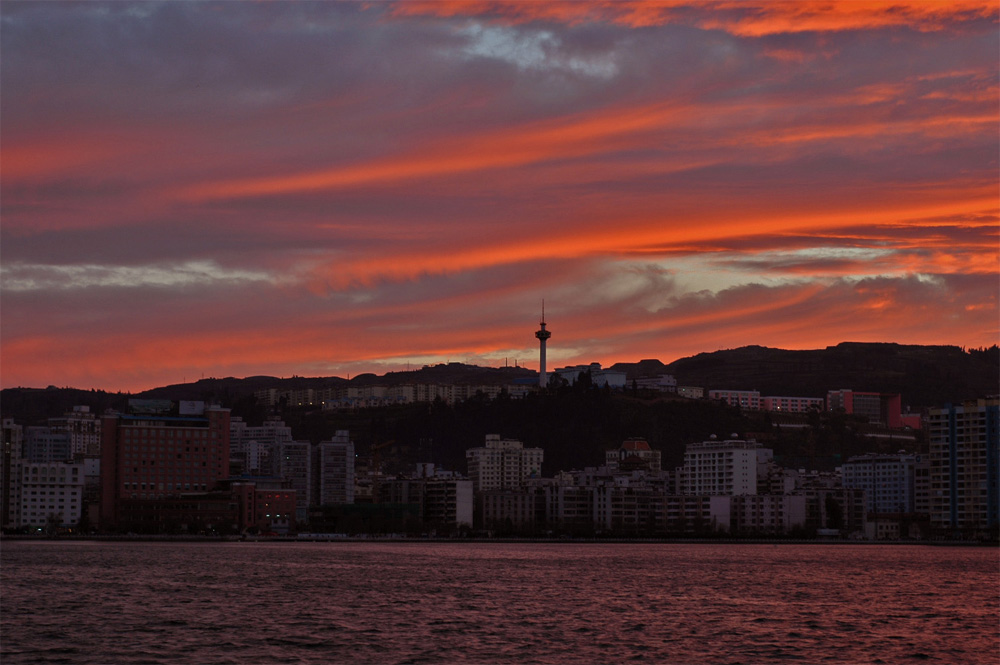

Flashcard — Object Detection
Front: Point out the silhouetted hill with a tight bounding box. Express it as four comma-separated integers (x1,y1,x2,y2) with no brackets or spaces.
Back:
0,364,536,424
614,343,998,409
2,343,995,425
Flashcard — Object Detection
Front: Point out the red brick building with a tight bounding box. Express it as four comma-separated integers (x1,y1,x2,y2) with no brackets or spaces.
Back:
100,406,231,530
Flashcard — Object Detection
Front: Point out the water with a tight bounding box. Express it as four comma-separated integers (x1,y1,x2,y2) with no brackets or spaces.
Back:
2,541,997,664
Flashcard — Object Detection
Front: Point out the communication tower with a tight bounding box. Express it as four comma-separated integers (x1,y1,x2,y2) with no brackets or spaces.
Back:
535,302,552,388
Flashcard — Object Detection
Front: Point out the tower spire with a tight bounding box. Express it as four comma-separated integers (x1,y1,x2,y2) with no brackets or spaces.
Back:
535,301,552,388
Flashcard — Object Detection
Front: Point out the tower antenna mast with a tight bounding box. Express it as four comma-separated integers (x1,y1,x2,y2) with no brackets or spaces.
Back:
535,300,552,388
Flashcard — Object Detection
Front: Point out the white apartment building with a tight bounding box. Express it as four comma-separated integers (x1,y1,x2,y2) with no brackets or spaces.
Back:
553,363,627,389
19,462,85,529
681,436,771,496
634,375,678,392
230,416,294,476
231,416,294,447
466,435,543,492
842,452,917,514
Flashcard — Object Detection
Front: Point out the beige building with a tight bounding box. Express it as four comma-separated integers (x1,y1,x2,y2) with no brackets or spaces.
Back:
466,435,543,492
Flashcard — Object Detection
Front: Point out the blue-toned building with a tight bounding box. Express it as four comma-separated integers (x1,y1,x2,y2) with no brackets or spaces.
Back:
926,397,999,536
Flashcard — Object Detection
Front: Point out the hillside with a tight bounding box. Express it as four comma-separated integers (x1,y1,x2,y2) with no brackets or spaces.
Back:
613,342,998,409
2,342,995,425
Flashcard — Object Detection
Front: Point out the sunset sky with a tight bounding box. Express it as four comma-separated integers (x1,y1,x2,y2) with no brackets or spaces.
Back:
2,1,997,392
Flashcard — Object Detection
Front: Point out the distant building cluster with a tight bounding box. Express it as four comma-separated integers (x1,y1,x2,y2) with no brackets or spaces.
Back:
252,371,924,440
254,383,531,409
1,388,996,540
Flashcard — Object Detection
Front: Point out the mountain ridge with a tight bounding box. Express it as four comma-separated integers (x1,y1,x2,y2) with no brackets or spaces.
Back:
2,342,996,423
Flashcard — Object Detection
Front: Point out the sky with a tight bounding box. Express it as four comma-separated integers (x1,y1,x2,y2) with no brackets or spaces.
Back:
2,1,997,393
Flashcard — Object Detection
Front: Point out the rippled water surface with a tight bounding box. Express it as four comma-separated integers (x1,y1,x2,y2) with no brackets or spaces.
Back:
2,541,997,664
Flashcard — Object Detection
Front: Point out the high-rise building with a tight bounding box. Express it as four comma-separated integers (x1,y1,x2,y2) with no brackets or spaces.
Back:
315,431,355,506
230,415,293,476
99,405,231,529
842,452,917,515
274,441,312,521
466,434,543,492
47,406,101,457
681,436,771,496
926,397,999,536
2,418,24,529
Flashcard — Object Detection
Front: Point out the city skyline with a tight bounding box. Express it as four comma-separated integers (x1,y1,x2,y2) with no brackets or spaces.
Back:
2,1,998,393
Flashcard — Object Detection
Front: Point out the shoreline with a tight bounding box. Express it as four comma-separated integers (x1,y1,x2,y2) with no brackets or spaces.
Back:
2,534,995,546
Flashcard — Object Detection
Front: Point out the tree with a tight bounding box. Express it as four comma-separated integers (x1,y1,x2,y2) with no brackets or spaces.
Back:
45,512,62,536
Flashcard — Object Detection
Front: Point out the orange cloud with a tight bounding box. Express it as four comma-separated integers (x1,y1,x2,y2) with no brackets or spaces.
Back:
177,101,693,201
388,1,997,35
1,136,132,180
306,190,997,288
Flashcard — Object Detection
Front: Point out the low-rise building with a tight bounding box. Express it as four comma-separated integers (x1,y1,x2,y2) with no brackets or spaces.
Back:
730,494,807,534
553,363,627,389
761,396,824,413
634,375,678,392
605,438,662,472
709,390,761,410
827,389,903,428
19,462,85,529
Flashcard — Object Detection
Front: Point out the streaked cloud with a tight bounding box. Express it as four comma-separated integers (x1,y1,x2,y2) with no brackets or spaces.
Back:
1,260,276,292
1,1,996,391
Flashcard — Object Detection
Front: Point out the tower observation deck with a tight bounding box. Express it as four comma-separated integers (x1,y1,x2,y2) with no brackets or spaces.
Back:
535,306,551,388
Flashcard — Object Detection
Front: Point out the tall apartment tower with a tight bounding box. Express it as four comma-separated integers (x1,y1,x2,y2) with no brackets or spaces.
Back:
535,304,551,388
926,397,999,536
466,434,543,492
315,430,355,506
274,441,312,522
2,419,23,529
